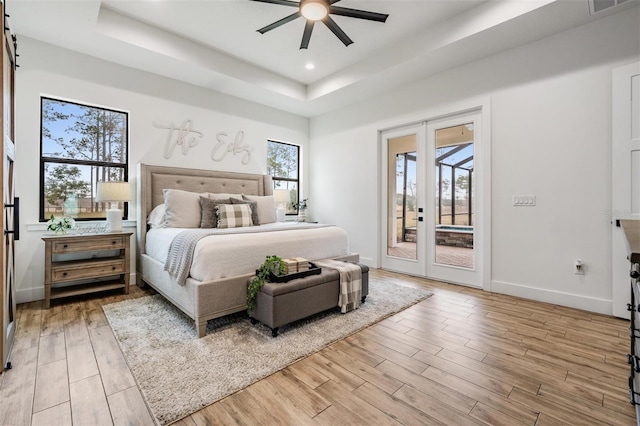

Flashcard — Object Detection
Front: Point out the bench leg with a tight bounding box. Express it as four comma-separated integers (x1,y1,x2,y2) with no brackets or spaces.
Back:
196,319,207,338
271,327,279,338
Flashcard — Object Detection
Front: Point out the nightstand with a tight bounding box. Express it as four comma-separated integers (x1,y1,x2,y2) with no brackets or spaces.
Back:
42,232,132,308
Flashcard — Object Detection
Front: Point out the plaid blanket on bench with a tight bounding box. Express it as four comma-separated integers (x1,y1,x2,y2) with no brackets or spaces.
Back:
313,259,362,313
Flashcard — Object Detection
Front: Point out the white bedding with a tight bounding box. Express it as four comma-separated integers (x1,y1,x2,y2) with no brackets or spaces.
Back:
146,222,349,282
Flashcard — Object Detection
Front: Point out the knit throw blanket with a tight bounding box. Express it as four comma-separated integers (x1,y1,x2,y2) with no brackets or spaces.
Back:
164,223,329,286
313,259,362,313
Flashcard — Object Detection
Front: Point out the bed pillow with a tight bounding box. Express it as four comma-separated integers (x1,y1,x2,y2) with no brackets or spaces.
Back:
242,194,276,225
147,204,167,229
163,189,208,228
199,197,232,228
210,192,243,200
216,204,253,229
230,198,259,226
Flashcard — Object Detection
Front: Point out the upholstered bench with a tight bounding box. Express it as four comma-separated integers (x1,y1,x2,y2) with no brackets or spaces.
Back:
250,263,369,337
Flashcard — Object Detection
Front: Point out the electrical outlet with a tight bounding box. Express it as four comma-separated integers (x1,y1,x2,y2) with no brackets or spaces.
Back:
574,259,584,275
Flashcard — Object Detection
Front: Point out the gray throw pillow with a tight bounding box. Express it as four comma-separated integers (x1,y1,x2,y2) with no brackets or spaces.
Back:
230,198,259,226
199,197,231,228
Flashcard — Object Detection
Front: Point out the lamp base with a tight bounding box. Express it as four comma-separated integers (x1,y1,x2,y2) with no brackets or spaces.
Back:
106,208,123,232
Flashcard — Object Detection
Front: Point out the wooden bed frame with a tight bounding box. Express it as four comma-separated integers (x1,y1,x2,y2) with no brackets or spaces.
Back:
136,163,357,337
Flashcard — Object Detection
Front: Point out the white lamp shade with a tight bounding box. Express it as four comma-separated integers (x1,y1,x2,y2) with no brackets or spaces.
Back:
96,182,131,202
273,189,290,204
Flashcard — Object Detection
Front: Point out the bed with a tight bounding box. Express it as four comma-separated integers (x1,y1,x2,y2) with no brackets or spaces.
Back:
136,163,358,337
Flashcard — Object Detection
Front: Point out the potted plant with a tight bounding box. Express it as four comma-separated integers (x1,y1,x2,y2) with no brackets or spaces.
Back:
46,214,75,235
291,198,309,222
247,255,286,315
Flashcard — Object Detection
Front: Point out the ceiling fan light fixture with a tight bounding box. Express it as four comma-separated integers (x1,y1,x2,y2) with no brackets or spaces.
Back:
300,0,328,21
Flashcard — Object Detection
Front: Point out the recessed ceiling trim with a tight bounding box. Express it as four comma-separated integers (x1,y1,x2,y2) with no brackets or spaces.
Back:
96,5,307,101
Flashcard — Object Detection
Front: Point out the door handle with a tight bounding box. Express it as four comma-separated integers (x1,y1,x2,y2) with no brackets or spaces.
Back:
4,196,19,241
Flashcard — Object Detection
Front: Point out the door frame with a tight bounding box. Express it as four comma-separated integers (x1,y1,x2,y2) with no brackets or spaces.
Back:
377,99,492,291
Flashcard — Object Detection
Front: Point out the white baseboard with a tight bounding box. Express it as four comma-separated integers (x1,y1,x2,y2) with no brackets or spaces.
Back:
491,280,612,316
16,273,138,304
16,287,44,304
358,257,375,268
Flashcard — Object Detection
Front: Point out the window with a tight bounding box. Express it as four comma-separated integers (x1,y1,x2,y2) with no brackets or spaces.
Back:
267,140,299,214
40,97,128,221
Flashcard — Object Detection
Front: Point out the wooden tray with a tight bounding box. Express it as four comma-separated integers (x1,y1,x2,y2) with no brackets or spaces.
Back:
263,262,321,283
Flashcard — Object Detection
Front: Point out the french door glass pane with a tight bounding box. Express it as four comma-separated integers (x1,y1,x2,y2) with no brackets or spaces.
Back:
387,135,417,260
435,123,474,268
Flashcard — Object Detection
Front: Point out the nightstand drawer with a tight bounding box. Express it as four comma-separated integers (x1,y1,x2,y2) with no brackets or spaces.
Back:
52,236,127,254
51,259,126,283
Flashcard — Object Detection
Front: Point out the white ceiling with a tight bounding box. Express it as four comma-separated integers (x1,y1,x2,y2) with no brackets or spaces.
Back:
7,0,637,117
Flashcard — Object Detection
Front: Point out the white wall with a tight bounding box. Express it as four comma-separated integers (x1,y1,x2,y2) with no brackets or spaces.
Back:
15,37,309,303
309,9,640,314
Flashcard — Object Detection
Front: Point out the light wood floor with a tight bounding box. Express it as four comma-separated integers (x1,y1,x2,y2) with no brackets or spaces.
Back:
0,269,635,425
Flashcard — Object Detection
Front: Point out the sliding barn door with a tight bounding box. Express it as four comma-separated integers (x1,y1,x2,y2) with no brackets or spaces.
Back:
1,2,16,372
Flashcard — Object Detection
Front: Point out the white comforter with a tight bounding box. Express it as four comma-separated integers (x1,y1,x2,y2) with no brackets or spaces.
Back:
146,222,350,282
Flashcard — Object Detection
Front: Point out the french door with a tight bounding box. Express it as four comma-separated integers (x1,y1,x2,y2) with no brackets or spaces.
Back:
380,124,426,276
380,109,485,288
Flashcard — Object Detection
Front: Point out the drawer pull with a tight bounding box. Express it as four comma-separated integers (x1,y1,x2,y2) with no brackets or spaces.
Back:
112,266,116,270
62,272,67,276
112,241,117,245
63,244,68,248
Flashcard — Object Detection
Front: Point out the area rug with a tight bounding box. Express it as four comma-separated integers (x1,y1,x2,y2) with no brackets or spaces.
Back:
102,280,432,425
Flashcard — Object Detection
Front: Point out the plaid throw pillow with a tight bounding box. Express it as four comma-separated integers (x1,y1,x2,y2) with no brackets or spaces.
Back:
216,204,253,229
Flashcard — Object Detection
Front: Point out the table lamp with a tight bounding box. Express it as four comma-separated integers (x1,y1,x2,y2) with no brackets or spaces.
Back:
96,181,131,232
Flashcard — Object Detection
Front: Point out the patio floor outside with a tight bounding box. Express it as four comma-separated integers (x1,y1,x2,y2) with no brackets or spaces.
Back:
387,242,473,269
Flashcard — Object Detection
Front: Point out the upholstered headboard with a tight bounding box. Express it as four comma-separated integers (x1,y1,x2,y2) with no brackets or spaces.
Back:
137,163,273,259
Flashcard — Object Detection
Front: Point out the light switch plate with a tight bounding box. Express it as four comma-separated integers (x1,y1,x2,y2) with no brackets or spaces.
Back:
513,195,536,206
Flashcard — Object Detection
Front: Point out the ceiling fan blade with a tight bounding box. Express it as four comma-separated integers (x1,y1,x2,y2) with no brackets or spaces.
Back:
300,20,315,49
329,5,389,23
322,16,353,46
257,11,301,34
249,0,300,7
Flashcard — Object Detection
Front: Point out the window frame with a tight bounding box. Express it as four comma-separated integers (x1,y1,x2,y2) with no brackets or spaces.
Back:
39,96,129,222
267,140,300,215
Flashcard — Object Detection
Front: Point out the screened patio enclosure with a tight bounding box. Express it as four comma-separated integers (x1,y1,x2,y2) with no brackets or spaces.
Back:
395,152,417,243
395,144,475,243
436,142,474,227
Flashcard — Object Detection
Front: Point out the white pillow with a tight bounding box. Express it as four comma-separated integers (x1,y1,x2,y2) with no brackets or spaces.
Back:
147,204,166,228
242,194,276,224
163,189,208,228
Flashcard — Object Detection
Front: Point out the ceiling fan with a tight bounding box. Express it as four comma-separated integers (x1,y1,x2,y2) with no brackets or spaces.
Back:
250,0,389,49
